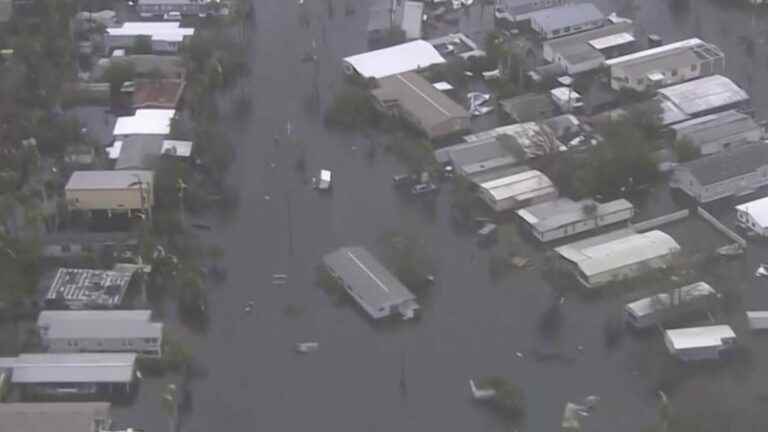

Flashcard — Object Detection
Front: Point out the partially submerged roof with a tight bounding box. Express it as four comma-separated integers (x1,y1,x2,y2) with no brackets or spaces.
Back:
113,109,175,136
555,229,681,277
625,282,717,318
736,196,768,227
38,310,162,340
372,72,468,129
529,3,604,33
65,170,154,190
106,22,195,42
343,40,445,79
0,403,111,432
323,246,415,310
678,142,768,186
665,325,735,350
132,79,185,109
671,110,760,147
479,169,556,202
517,198,633,232
658,75,748,117
45,267,136,309
11,353,137,384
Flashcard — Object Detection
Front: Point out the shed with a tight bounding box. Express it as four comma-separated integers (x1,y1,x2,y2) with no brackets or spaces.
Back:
342,40,445,79
670,110,761,156
664,325,736,361
113,109,175,137
371,72,470,139
624,282,719,329
65,170,154,211
746,311,768,330
0,403,112,432
478,169,558,212
555,229,681,288
736,195,768,236
670,142,768,203
38,310,163,357
323,246,419,320
528,3,605,40
516,198,634,242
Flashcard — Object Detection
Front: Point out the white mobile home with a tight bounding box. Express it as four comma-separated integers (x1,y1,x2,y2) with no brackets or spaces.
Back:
342,40,446,79
736,196,768,236
542,21,634,74
605,38,724,91
555,229,681,288
664,325,736,361
529,3,605,40
517,198,634,242
624,282,718,329
478,169,558,212
38,310,163,357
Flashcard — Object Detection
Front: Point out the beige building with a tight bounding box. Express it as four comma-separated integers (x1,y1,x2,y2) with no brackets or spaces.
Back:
65,170,154,212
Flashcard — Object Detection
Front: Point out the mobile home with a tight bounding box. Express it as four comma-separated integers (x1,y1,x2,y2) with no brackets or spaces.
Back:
664,325,736,361
624,282,719,329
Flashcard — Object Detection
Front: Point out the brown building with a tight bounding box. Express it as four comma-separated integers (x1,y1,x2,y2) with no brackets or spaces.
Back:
132,78,185,109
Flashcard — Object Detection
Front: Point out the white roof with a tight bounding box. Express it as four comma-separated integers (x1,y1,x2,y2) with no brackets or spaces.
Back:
113,109,175,136
605,38,704,66
479,170,556,202
38,310,162,340
529,3,604,32
107,22,195,42
555,229,681,277
343,40,445,79
736,196,768,227
665,325,735,350
65,170,153,190
625,281,717,318
746,311,768,330
39,310,152,325
106,140,123,159
550,86,581,100
588,32,635,50
433,81,454,91
12,353,137,384
161,139,193,157
658,75,748,116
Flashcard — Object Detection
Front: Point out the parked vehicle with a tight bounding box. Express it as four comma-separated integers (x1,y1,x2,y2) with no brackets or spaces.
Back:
392,174,414,187
411,183,438,195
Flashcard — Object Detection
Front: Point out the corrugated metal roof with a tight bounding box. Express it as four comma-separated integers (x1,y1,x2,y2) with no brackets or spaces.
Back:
736,195,768,227
323,247,415,314
665,325,735,350
658,75,748,116
0,403,111,432
671,110,760,149
606,38,706,67
343,40,445,79
679,142,768,186
555,229,680,277
516,198,633,232
479,169,556,201
625,282,717,318
12,353,136,384
529,3,604,33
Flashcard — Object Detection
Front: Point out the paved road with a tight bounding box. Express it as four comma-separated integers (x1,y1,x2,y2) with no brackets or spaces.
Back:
113,1,768,431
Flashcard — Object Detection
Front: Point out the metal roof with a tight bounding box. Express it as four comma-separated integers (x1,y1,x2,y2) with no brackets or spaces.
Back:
323,247,415,312
658,75,748,116
372,72,469,130
555,41,605,65
343,40,445,79
516,198,633,232
746,311,768,330
479,169,556,202
113,108,175,136
736,195,768,228
12,353,137,384
106,22,195,42
464,122,562,158
545,21,633,52
529,3,604,33
65,170,153,190
670,110,760,149
625,282,717,318
45,268,136,309
434,137,523,173
606,38,708,66
38,310,162,340
0,403,111,432
678,142,768,186
665,325,735,350
588,32,635,50
555,229,681,277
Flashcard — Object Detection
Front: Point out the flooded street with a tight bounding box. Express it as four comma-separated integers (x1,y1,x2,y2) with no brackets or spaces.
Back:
112,1,768,431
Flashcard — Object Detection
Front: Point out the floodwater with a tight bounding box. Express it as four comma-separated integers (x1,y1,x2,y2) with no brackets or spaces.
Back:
112,1,768,431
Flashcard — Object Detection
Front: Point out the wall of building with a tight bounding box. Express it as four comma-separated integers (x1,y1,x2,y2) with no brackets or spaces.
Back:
106,35,181,54
534,207,633,242
45,337,161,357
482,188,558,212
690,129,761,155
610,58,713,91
737,209,768,236
533,19,603,40
137,2,207,16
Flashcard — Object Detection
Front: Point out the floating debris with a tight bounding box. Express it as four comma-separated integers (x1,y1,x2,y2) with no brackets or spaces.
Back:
469,379,496,400
514,351,524,359
295,342,319,353
756,264,768,277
